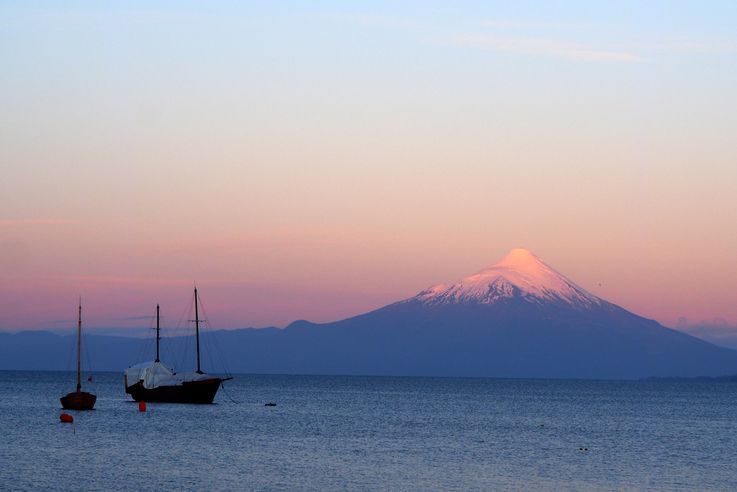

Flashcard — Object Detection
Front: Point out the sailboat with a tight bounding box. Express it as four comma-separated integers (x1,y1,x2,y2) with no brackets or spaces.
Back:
60,301,97,410
124,288,232,404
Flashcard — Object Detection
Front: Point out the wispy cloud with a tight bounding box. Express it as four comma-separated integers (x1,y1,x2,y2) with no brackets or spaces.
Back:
649,40,737,55
448,33,641,62
480,19,592,31
333,12,640,63
329,13,431,32
676,317,737,349
677,316,737,333
124,315,156,321
144,226,362,256
0,218,80,227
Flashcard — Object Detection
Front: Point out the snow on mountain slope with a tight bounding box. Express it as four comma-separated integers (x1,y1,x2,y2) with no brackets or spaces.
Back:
413,248,601,307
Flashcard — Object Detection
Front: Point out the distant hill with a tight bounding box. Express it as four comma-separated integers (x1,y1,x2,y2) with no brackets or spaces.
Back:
3,249,737,379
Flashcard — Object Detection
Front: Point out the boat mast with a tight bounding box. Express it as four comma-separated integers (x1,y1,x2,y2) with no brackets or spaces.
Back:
76,300,82,393
155,304,161,363
194,288,202,374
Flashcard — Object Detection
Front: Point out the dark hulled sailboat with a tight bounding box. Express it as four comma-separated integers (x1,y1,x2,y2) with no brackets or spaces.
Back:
60,302,96,410
124,288,232,404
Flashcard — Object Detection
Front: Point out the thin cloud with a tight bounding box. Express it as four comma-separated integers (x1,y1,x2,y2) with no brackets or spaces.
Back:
676,317,737,334
0,218,80,227
448,33,641,62
675,317,737,350
124,315,157,321
649,40,737,55
333,12,640,63
329,13,431,32
480,19,592,31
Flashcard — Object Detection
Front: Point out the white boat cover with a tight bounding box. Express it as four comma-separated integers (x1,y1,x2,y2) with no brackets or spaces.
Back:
124,361,215,389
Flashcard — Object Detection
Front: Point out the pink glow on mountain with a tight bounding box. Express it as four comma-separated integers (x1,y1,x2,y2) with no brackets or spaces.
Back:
415,248,601,306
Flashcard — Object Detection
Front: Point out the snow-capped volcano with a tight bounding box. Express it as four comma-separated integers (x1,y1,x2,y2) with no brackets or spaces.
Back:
414,248,601,307
4,248,737,379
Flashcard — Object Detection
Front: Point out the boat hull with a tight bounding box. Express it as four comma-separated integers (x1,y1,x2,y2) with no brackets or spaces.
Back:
125,378,226,404
60,391,96,410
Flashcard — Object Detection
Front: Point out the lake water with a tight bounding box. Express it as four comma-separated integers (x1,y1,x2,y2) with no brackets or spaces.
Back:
1,371,736,491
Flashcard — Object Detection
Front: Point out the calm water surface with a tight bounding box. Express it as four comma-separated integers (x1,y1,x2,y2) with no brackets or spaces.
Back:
1,371,736,491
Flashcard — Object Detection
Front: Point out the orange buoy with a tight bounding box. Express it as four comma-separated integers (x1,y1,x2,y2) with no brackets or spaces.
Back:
60,413,73,423
138,401,147,412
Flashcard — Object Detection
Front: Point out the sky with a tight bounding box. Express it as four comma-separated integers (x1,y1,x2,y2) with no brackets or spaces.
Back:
1,1,736,339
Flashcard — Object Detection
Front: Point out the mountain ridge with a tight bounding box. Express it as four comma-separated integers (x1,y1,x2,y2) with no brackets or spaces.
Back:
2,249,737,379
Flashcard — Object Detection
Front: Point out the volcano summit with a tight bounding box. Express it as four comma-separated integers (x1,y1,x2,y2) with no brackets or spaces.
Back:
415,248,600,307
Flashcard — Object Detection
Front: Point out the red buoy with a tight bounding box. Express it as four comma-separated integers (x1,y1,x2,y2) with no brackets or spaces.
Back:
60,413,73,423
138,401,147,412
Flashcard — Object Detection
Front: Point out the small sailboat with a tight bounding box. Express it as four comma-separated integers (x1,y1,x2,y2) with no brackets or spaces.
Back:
60,301,96,410
124,288,232,404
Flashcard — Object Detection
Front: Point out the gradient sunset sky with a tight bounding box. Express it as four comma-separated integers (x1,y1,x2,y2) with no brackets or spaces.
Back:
1,1,736,336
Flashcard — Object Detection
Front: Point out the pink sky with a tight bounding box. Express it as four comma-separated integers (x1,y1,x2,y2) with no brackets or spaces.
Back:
1,3,736,334
1,221,734,332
